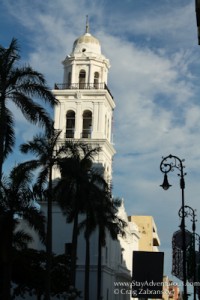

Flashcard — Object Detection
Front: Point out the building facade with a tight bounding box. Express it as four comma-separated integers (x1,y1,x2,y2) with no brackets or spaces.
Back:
15,22,164,300
162,276,182,300
128,215,160,252
53,20,115,182
51,23,140,299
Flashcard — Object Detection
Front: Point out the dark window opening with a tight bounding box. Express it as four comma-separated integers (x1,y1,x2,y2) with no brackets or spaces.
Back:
79,70,86,89
68,72,71,88
82,110,92,138
66,110,75,138
94,72,99,89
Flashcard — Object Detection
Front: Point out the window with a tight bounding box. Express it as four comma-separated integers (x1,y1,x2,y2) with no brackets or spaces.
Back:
107,119,110,139
82,110,92,138
68,72,71,88
105,115,107,136
79,70,86,89
66,110,75,138
94,72,99,89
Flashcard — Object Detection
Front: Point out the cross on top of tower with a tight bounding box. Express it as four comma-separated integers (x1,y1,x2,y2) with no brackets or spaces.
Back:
86,15,90,33
71,16,102,55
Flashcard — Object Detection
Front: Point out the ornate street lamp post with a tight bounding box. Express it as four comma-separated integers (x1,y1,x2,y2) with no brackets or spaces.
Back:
194,233,200,291
160,154,187,300
195,0,200,44
179,206,197,300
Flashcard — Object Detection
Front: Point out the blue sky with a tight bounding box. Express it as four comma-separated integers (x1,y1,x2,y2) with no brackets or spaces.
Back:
1,0,200,290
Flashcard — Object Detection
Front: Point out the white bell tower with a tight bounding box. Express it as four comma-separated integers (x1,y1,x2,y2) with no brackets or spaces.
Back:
53,19,115,181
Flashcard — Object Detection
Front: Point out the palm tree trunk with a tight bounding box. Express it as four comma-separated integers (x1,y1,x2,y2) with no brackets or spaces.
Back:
84,232,90,300
97,229,102,300
70,212,79,287
0,97,6,180
36,290,42,300
2,262,12,300
45,166,53,300
1,212,13,300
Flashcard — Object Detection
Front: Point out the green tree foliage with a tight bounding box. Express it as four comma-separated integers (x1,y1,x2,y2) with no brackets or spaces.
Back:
0,164,46,299
96,197,127,300
54,142,101,287
11,249,80,299
20,128,70,300
55,144,127,300
0,38,57,179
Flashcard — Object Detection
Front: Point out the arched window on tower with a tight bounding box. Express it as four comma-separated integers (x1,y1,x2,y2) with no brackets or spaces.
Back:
66,110,75,138
107,119,110,139
79,70,86,89
82,110,92,138
105,115,107,136
94,72,99,89
68,72,71,88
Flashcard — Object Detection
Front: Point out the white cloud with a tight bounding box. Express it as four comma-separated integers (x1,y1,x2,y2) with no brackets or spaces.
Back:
2,0,200,278
106,1,197,47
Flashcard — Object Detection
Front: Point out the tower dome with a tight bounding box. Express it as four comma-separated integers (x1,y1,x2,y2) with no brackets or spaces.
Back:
72,18,101,55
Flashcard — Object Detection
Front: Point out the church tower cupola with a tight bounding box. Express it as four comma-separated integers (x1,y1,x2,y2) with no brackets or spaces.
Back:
72,17,101,55
62,17,110,89
53,20,115,181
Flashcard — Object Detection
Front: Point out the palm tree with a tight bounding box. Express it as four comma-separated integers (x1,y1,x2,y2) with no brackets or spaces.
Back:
74,170,127,300
0,164,46,300
82,213,95,300
78,170,110,300
96,198,127,300
20,128,68,300
54,142,101,288
0,38,57,179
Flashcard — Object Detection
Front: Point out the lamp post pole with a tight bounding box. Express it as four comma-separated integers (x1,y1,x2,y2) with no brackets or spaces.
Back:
194,233,200,299
179,206,197,300
160,154,187,300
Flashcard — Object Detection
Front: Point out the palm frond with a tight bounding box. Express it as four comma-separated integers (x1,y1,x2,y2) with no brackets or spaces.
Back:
36,167,49,189
19,160,42,173
15,82,57,106
12,93,53,129
9,164,33,189
3,107,15,159
13,230,33,250
0,38,20,76
20,135,48,157
22,206,46,244
9,66,46,87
